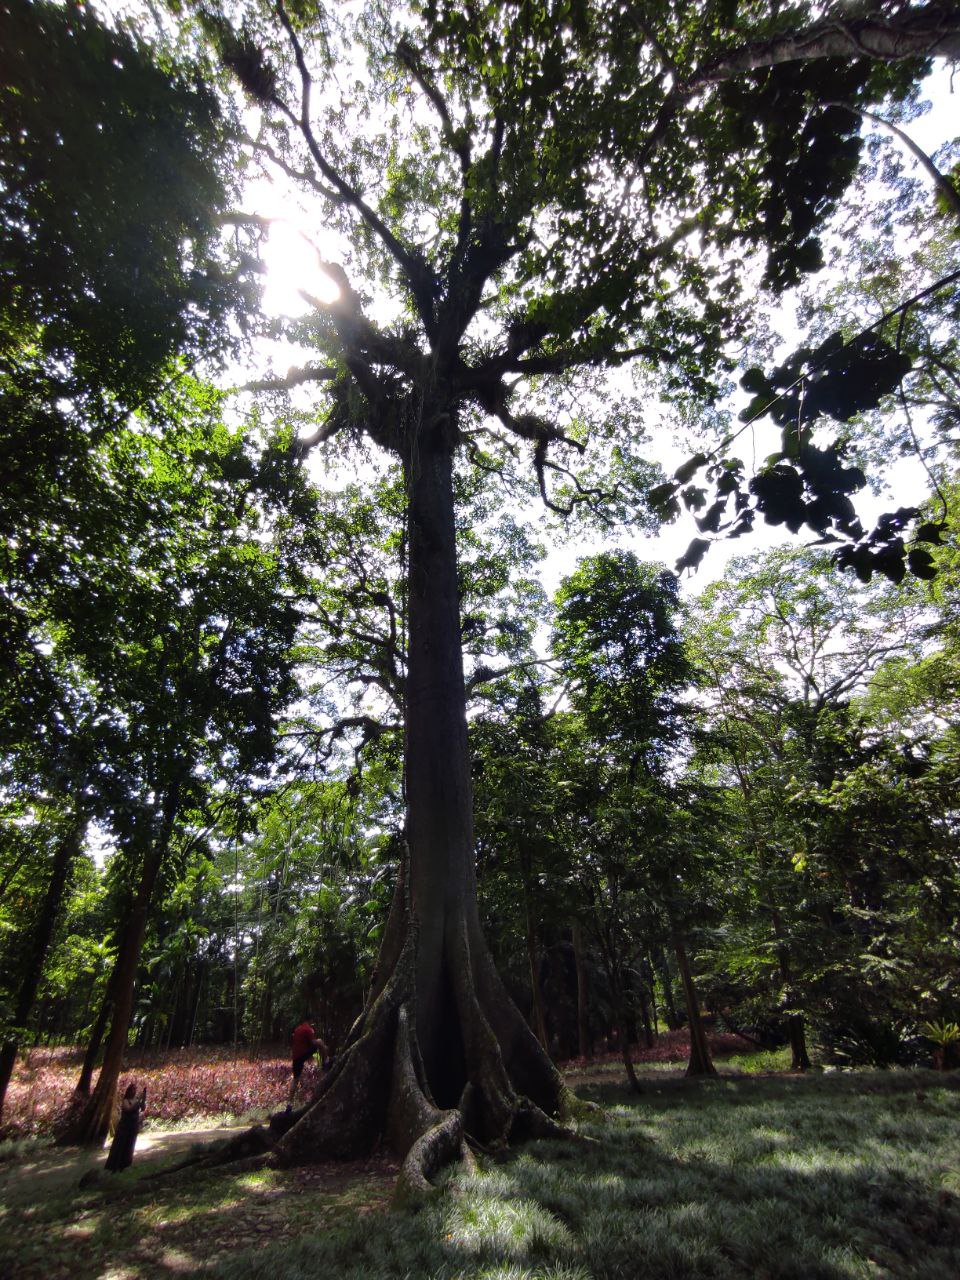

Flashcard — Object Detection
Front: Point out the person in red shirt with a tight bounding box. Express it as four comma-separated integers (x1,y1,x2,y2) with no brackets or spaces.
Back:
288,1018,327,1106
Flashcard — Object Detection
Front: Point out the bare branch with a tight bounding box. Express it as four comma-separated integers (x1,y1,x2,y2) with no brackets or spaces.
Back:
824,100,960,224
508,341,667,377
465,657,556,696
272,0,440,322
218,211,275,232
245,134,345,205
396,40,471,176
294,415,347,455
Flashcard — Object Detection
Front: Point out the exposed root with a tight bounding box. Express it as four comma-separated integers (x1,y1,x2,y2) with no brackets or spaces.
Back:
459,1138,478,1174
393,1109,463,1207
134,907,596,1195
558,1084,604,1123
272,933,419,1166
141,1124,276,1181
509,1096,575,1144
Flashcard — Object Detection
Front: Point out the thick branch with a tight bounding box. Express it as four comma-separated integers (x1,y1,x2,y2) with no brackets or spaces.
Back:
691,5,960,88
396,40,471,176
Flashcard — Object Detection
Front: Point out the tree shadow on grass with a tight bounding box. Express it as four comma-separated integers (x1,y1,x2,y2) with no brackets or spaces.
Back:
209,1071,960,1280
5,1073,959,1280
0,1155,397,1280
488,1100,960,1279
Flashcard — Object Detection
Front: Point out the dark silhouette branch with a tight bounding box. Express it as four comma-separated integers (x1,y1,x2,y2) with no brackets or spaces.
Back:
271,0,439,319
242,365,338,393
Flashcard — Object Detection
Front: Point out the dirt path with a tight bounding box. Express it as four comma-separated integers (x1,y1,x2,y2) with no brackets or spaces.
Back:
0,1121,248,1206
0,1123,399,1280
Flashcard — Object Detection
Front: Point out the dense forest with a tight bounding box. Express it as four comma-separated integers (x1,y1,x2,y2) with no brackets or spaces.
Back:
1,0,959,1210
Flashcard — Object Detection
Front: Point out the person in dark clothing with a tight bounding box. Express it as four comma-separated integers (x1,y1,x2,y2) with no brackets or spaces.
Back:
105,1082,146,1172
288,1019,327,1106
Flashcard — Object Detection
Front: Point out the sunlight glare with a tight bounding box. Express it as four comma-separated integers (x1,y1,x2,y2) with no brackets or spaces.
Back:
260,221,341,318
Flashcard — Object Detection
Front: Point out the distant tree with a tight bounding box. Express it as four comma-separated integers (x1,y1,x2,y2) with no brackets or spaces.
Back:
552,553,722,1079
690,546,940,1066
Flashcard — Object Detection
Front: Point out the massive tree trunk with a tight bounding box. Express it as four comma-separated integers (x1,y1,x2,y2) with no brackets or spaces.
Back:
269,423,571,1194
0,811,86,1117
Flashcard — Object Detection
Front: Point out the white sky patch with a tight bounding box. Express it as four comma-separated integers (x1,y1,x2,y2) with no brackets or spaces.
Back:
260,220,341,319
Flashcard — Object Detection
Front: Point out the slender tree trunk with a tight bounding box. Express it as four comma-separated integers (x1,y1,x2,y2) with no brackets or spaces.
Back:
572,921,591,1060
0,847,31,898
188,963,205,1048
523,894,550,1052
654,944,681,1030
0,812,86,1117
646,953,660,1037
772,910,811,1071
611,976,643,1095
76,969,118,1096
673,932,716,1078
60,791,180,1144
637,981,654,1049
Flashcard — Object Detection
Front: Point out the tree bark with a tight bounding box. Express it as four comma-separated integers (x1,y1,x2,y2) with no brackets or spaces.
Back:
0,812,86,1117
572,921,591,1060
60,790,180,1144
673,932,717,1078
268,421,571,1186
692,6,960,89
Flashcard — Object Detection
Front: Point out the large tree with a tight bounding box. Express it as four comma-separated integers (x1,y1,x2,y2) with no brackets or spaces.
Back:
184,0,960,1190
9,0,960,1186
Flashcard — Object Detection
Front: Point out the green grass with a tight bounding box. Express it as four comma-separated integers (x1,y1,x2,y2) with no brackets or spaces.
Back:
214,1071,960,1280
2,1070,958,1279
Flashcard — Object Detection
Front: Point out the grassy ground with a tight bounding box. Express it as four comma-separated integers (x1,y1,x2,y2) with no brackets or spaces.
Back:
1,1068,958,1279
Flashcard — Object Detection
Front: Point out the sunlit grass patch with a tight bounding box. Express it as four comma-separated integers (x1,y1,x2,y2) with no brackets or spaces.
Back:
4,1070,960,1279
443,1186,576,1262
722,1046,793,1073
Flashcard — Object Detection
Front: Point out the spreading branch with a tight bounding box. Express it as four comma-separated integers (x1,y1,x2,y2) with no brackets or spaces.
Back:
690,5,960,88
242,365,338,393
271,1,440,327
824,100,960,223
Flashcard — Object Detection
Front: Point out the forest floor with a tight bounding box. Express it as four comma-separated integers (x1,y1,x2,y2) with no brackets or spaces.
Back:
2,1043,959,1279
0,1028,758,1138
